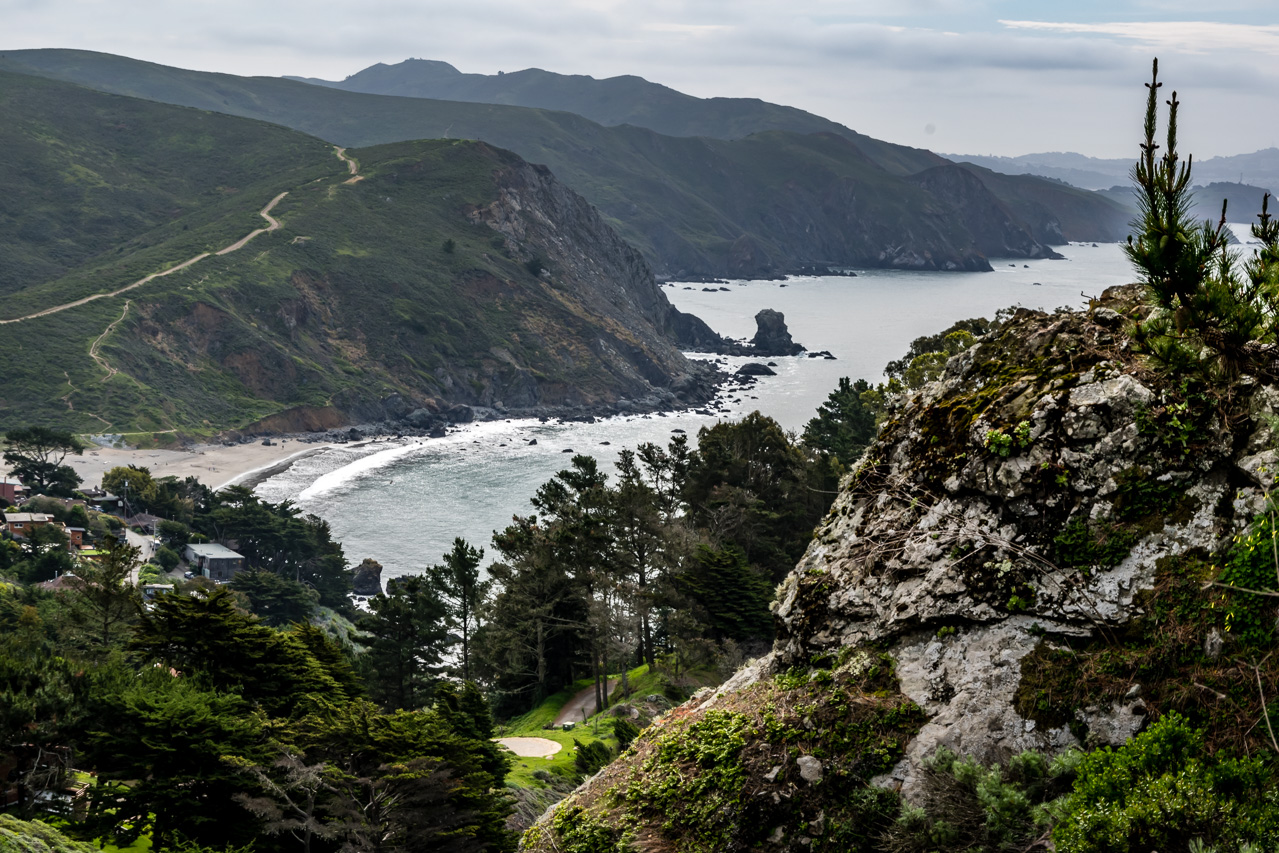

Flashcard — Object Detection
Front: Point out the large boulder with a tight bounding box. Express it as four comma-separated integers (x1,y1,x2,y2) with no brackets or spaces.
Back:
352,558,383,596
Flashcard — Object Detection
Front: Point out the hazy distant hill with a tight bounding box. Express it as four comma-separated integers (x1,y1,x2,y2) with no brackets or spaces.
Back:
0,71,715,434
949,149,1279,195
286,58,945,176
1096,181,1275,230
2,50,1129,278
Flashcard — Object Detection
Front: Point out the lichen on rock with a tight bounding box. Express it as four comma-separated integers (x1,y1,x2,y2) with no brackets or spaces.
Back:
521,283,1279,850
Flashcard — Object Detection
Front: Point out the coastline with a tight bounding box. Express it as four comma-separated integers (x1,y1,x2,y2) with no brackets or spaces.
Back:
64,439,335,492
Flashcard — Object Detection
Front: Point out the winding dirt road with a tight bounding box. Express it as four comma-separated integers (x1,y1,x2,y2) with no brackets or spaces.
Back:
0,191,288,326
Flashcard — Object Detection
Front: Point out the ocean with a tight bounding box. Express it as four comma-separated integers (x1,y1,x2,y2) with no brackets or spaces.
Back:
253,241,1142,583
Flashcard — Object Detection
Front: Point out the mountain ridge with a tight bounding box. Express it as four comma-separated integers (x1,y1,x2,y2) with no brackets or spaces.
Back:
1,50,1130,279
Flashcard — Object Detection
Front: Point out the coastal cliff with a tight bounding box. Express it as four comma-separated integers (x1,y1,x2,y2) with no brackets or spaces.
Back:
521,284,1279,850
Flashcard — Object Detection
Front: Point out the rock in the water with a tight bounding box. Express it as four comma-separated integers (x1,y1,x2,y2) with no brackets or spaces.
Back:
736,362,777,377
750,309,804,356
352,558,383,596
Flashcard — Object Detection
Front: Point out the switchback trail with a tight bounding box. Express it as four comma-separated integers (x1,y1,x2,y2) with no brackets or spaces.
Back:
0,191,289,326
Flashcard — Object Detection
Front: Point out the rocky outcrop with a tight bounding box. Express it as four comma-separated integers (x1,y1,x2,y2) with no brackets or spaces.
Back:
750,309,804,356
522,284,1279,851
352,558,383,596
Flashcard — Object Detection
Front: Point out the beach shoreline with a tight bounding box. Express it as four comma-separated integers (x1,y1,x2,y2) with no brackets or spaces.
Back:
63,439,335,492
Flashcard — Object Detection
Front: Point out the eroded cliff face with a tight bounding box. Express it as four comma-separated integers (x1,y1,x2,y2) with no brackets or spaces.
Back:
522,284,1278,851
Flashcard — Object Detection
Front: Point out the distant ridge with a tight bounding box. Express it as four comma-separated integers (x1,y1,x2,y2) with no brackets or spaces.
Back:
2,50,1129,278
284,58,944,175
947,149,1279,193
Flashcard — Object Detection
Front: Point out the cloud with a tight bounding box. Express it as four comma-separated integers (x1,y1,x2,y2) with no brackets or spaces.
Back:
1000,20,1279,56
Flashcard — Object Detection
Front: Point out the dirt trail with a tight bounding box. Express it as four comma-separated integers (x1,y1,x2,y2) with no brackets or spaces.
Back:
0,192,288,326
89,299,131,381
553,679,620,727
216,191,287,254
335,147,364,184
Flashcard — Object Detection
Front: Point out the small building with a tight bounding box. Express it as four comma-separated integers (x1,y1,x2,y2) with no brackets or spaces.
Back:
2,512,55,537
66,527,86,548
0,478,25,505
142,583,175,602
183,543,245,582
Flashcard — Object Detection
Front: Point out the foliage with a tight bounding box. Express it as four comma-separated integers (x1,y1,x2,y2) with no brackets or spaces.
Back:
426,538,489,681
359,575,451,711
0,815,97,853
885,747,1075,852
1052,712,1279,852
673,545,773,642
1,427,83,495
801,376,877,468
230,568,320,627
573,739,614,777
64,534,142,651
130,587,347,715
1219,536,1279,650
1126,59,1279,382
612,717,641,751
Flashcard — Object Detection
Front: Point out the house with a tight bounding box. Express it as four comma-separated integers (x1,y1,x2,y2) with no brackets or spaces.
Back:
66,527,86,548
0,478,25,505
183,543,245,582
142,583,175,602
2,512,55,537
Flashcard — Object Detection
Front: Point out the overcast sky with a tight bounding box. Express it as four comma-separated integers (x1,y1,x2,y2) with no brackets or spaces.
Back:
5,0,1277,158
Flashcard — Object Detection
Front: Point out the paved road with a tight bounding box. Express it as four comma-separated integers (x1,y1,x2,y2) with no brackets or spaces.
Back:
553,679,619,727
123,528,154,586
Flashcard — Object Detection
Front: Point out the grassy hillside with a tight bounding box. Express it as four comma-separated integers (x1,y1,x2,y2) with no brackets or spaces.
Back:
0,75,706,434
1,50,1128,277
0,69,336,299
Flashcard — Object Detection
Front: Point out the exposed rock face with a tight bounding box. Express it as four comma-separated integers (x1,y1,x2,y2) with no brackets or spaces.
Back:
750,309,804,356
352,558,383,596
521,284,1277,850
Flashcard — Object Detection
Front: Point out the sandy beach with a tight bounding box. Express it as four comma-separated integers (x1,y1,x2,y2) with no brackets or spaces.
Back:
62,440,332,491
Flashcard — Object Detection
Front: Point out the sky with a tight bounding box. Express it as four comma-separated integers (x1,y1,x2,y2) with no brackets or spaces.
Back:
4,0,1278,158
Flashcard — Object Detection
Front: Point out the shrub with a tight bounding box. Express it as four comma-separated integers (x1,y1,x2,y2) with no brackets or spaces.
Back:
1052,712,1279,852
884,746,1074,853
613,717,641,751
573,738,613,777
155,545,181,570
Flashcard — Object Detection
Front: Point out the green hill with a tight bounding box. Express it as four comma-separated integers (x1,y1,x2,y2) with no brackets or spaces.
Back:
0,74,713,434
1,50,1129,278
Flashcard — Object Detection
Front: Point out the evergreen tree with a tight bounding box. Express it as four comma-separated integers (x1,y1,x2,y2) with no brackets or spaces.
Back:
427,538,489,681
359,575,451,711
802,376,878,468
66,534,141,650
1,427,84,495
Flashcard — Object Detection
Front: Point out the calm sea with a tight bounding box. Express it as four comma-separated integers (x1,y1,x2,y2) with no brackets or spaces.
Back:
254,241,1144,583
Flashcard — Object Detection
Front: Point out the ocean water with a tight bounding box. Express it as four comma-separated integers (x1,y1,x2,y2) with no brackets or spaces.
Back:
254,242,1140,582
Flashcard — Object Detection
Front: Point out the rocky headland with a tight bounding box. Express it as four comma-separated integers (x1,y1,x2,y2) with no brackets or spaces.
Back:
521,283,1279,850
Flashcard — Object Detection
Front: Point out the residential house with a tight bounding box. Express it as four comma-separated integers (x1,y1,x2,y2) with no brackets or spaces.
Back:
183,543,245,582
3,512,55,537
0,478,25,505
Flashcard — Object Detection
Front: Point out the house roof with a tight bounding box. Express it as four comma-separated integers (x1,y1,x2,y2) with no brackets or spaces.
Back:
0,478,24,487
185,543,244,560
3,512,53,523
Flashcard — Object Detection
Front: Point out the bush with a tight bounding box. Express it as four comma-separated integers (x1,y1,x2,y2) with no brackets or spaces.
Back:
573,739,613,777
885,746,1073,853
155,545,181,571
1053,712,1279,852
613,717,641,751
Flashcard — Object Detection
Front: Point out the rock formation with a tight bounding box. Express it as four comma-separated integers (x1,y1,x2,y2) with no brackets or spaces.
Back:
521,283,1279,850
351,558,383,596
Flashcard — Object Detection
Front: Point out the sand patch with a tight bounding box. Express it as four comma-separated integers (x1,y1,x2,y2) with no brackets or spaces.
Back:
495,737,563,759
